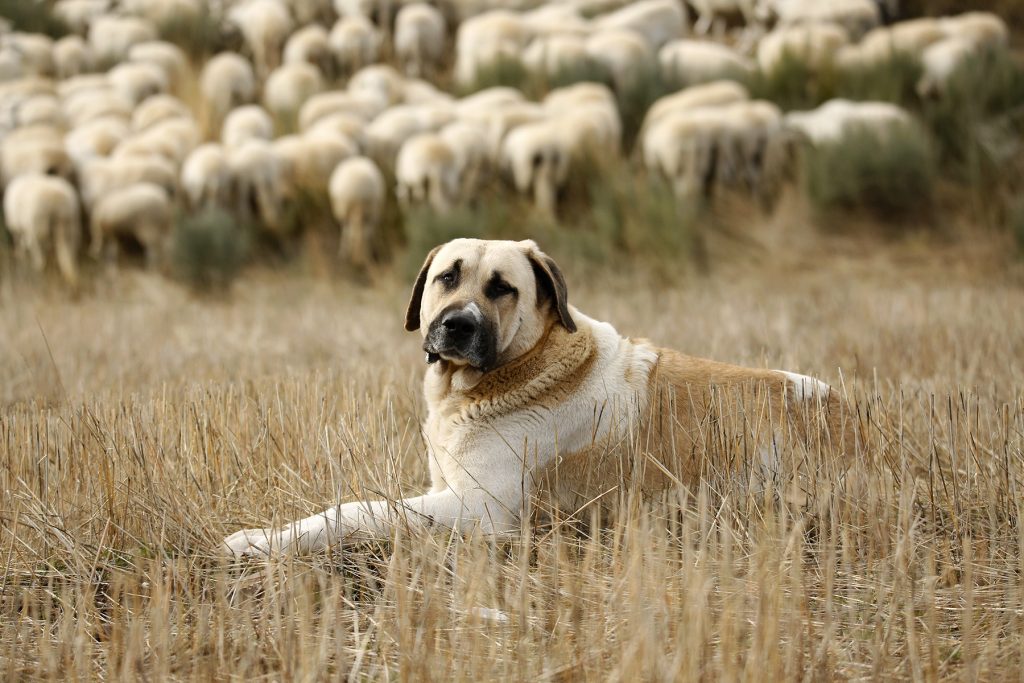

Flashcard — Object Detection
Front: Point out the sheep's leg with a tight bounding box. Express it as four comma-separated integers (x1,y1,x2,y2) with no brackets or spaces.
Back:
222,487,520,556
53,220,79,288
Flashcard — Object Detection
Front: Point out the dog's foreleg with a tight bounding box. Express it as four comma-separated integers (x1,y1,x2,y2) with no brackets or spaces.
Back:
222,487,519,557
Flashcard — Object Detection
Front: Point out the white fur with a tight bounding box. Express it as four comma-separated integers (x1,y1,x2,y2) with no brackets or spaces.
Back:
778,370,831,401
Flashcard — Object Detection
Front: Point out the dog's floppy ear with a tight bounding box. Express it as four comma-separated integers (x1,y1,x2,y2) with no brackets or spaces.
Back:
405,245,441,331
526,245,576,333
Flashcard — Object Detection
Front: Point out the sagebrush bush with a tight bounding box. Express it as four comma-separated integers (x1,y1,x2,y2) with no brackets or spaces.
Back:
0,0,68,38
172,209,252,292
833,52,923,106
746,52,835,112
802,124,937,222
613,63,680,151
158,7,238,61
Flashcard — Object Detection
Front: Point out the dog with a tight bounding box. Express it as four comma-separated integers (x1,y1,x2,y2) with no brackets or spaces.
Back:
223,238,856,556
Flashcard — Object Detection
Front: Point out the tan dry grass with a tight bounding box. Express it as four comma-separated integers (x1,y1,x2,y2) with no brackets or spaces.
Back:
2,243,1024,680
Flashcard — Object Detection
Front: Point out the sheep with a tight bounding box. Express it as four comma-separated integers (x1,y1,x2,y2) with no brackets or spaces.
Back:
403,78,453,105
395,133,461,214
275,131,358,195
128,41,189,91
62,88,133,128
757,23,849,74
836,18,945,69
298,91,383,131
772,0,880,40
122,0,201,25
521,34,590,79
916,37,978,98
939,12,1009,48
3,174,81,286
54,0,111,35
200,53,258,133
283,24,333,76
328,16,382,77
65,116,129,166
455,86,525,118
53,35,95,79
439,121,489,200
783,99,911,145
132,94,191,131
284,0,334,26
594,0,687,50
689,0,766,36
12,94,63,128
521,5,591,37
89,182,173,267
1,126,73,188
227,0,294,78
500,120,571,215
348,65,407,108
585,30,655,90
658,40,754,85
543,83,622,158
221,105,274,149
262,62,324,120
366,102,455,168
2,33,54,77
113,117,199,166
79,155,178,210
328,156,385,266
227,140,286,229
181,143,232,210
454,11,528,87
88,15,157,63
107,61,169,106
395,4,447,79
304,112,367,150
642,80,751,135
460,99,545,164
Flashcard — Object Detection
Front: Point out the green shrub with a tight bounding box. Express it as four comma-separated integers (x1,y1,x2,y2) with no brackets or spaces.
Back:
457,57,531,96
541,60,614,93
833,52,923,106
745,52,835,112
172,209,252,292
158,6,237,62
802,124,937,222
613,62,679,152
0,0,68,38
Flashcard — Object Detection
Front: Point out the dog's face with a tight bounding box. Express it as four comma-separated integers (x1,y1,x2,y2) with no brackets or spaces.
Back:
405,239,576,372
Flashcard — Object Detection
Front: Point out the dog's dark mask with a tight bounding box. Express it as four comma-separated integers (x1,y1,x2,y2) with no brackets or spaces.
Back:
423,302,498,372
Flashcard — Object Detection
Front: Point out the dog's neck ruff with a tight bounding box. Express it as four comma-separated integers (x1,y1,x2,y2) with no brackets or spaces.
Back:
450,323,596,422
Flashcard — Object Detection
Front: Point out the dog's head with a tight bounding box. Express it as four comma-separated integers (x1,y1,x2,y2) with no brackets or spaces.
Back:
405,239,576,372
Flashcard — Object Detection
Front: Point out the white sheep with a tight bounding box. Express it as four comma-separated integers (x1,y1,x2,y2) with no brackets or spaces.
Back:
500,120,570,215
658,40,754,85
283,24,333,76
348,65,407,107
200,53,258,132
227,140,286,229
642,80,751,135
89,182,173,266
181,143,232,210
328,15,382,77
461,100,545,165
439,120,489,200
3,174,81,286
304,112,367,150
54,0,110,34
594,0,687,50
128,41,189,91
585,30,655,90
122,0,201,24
65,116,129,166
79,155,178,210
298,91,384,131
772,0,880,39
2,32,54,77
836,18,945,69
366,102,454,168
757,23,849,74
275,131,358,194
53,35,95,79
107,61,169,106
262,62,324,120
395,132,460,214
395,3,447,79
221,105,274,149
454,11,528,87
1,125,73,188
88,15,157,63
132,94,190,132
12,93,63,128
543,83,621,158
783,98,911,145
522,34,590,79
916,37,977,98
328,156,385,266
521,5,591,37
939,12,1009,47
113,117,199,167
689,0,766,36
227,0,294,78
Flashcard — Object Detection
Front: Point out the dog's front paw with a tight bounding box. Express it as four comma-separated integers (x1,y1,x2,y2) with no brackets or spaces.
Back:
222,527,277,558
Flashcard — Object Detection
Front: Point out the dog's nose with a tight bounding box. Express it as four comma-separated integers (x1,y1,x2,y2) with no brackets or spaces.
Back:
441,310,477,342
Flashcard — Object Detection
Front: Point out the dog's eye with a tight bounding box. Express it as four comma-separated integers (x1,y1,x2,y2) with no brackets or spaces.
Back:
436,270,457,287
486,280,516,299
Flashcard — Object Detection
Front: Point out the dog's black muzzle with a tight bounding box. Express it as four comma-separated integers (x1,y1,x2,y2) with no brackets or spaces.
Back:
423,304,497,372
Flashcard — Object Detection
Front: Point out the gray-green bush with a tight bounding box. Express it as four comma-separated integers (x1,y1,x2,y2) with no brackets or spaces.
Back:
171,209,252,292
0,0,68,38
802,124,937,223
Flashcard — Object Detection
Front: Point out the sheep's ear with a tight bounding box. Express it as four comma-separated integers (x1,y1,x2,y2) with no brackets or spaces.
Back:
526,246,576,333
405,245,441,331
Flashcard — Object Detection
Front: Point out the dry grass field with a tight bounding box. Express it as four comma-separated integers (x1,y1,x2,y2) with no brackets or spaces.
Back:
3,222,1024,681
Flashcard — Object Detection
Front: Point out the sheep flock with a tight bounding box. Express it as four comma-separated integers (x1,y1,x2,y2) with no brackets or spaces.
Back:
0,0,1017,287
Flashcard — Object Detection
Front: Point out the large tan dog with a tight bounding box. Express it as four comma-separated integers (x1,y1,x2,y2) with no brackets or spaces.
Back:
223,238,856,556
